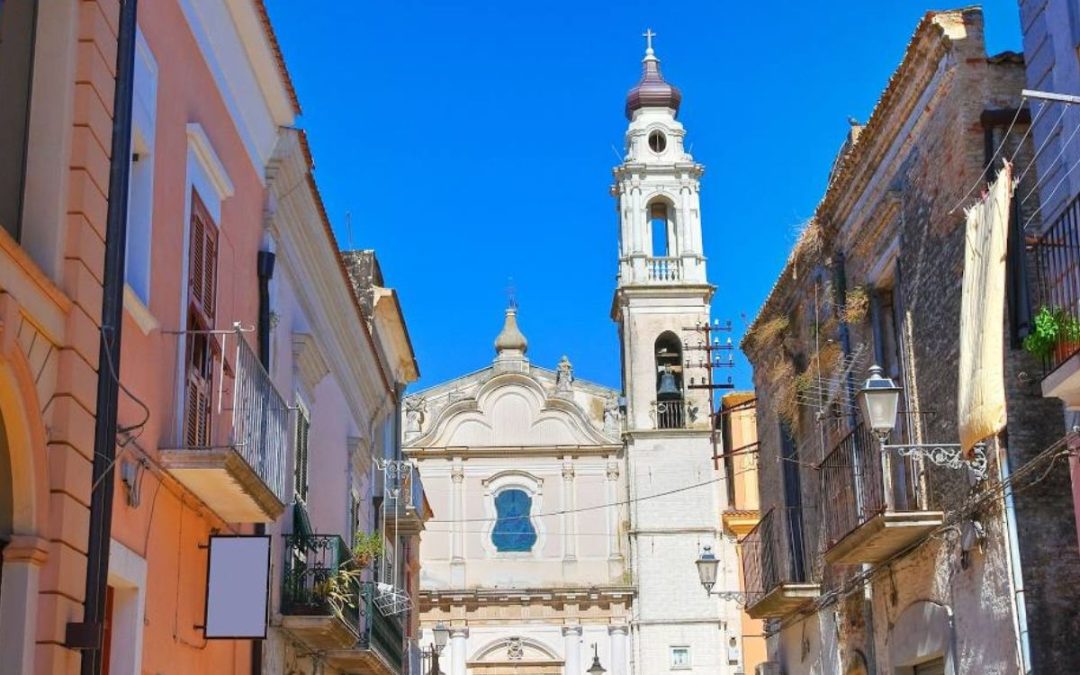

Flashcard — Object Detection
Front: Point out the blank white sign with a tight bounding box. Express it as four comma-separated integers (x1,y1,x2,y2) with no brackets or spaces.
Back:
204,535,270,639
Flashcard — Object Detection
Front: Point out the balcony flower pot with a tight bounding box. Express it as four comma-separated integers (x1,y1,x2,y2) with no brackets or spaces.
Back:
1023,306,1080,364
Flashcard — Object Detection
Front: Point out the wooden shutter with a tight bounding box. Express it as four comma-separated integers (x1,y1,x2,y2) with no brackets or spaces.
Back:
188,194,218,325
183,194,219,448
185,358,211,447
294,408,310,502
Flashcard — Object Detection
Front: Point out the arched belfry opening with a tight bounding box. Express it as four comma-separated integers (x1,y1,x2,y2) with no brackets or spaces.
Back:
654,331,684,428
648,200,675,257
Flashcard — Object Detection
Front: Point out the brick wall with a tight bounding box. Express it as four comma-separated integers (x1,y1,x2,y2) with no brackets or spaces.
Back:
742,8,1080,672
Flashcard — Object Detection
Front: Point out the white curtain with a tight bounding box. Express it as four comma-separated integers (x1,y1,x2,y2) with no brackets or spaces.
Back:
958,161,1012,452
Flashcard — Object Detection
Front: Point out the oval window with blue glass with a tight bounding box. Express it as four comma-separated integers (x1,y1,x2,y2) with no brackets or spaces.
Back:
491,488,538,552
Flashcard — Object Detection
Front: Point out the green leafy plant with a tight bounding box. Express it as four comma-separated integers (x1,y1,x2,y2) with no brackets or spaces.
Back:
352,531,385,568
313,532,385,622
1022,306,1080,359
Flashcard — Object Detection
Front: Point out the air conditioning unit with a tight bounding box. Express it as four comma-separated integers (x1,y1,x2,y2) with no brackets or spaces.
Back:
755,663,782,675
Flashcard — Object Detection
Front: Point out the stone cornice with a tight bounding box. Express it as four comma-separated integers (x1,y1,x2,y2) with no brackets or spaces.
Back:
406,444,622,460
268,130,391,434
421,585,636,606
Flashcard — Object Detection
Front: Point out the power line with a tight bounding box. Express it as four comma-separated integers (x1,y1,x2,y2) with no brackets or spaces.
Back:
949,100,1026,214
426,473,728,525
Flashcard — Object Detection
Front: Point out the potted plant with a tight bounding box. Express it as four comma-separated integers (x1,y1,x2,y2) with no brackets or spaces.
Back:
351,531,384,569
1022,305,1080,362
313,532,385,622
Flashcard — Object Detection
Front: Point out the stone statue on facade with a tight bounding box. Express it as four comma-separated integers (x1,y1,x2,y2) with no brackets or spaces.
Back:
507,637,524,660
403,395,426,439
604,392,622,435
555,355,574,396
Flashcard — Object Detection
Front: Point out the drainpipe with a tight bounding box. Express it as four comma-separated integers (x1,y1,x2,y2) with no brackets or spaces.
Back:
252,246,275,675
68,1,138,673
997,431,1033,673
257,249,275,368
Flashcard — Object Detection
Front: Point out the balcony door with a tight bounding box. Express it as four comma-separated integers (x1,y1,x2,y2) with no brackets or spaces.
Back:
780,423,807,583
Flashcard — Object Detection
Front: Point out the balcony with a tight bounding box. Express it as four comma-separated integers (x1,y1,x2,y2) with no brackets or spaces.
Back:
384,461,429,537
1032,193,1080,406
645,256,683,282
326,583,406,675
280,534,360,650
741,507,819,619
280,534,405,674
819,425,942,566
651,399,702,429
161,334,288,522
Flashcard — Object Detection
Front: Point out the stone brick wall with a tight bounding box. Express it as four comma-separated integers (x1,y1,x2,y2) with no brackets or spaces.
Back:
742,8,1080,673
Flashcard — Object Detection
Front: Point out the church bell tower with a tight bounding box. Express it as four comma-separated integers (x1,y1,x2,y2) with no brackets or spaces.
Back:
613,31,740,674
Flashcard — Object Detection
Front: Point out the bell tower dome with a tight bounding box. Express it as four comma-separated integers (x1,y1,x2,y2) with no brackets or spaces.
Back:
613,31,707,291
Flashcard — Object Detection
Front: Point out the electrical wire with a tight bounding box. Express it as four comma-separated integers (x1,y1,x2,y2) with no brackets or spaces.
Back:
949,100,1026,214
1023,149,1080,231
1021,115,1080,206
766,435,1073,635
425,465,756,525
1015,100,1070,187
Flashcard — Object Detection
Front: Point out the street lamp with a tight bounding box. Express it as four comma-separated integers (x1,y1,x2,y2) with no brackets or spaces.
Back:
422,622,449,675
858,365,988,480
695,544,719,592
587,643,606,674
859,365,902,440
694,545,747,605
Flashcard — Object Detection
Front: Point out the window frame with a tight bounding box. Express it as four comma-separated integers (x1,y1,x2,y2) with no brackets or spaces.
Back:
670,645,691,670
491,487,539,553
481,470,545,558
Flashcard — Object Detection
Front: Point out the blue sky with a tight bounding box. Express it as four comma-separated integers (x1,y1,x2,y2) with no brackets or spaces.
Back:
265,1,1022,392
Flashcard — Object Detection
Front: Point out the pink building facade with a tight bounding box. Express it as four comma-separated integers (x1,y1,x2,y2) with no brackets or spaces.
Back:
1,1,422,673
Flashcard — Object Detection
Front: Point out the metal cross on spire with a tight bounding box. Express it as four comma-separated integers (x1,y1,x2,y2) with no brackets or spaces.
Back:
643,28,656,53
506,277,517,310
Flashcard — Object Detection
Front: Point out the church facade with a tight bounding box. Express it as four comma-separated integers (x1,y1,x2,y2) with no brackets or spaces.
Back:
406,37,742,674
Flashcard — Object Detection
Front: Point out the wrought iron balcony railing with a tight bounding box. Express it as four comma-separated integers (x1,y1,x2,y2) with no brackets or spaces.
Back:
1031,192,1080,372
230,335,290,501
743,505,812,596
162,332,290,522
819,424,885,549
281,533,406,671
361,582,406,673
281,534,360,632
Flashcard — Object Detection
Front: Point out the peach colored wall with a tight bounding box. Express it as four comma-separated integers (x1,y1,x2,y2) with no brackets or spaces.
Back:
721,393,766,673
106,1,276,673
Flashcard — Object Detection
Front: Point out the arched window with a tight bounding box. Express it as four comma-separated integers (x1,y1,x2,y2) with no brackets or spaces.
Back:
649,202,673,257
655,332,684,429
491,488,537,552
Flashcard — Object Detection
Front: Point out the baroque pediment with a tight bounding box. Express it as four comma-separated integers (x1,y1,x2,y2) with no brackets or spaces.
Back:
407,371,616,448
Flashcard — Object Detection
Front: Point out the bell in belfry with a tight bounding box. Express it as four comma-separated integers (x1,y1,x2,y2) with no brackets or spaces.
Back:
657,365,681,400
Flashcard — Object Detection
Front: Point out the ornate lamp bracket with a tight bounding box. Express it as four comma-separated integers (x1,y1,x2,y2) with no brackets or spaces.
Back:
880,441,988,481
707,590,749,606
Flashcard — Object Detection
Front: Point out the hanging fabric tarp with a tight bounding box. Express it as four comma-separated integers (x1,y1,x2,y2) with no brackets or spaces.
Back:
958,161,1012,453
